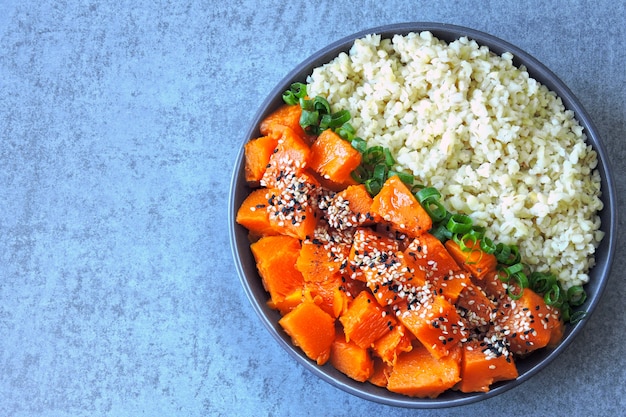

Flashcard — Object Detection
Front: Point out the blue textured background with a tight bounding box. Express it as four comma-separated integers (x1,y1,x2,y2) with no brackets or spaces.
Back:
1,1,624,416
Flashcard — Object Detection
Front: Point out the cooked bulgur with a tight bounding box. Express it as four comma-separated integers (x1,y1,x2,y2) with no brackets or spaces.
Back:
306,31,603,289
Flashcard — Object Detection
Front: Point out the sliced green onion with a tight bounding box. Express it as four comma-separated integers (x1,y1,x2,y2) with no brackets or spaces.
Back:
291,82,307,98
494,243,510,263
415,187,441,204
529,272,556,294
455,233,478,252
319,110,351,131
282,90,298,105
560,303,572,322
446,214,473,234
364,178,382,196
329,110,351,129
372,164,387,183
569,310,587,324
299,110,319,133
567,285,587,307
503,263,524,276
383,148,396,167
313,96,331,114
411,183,425,194
507,272,528,300
430,223,453,242
299,97,313,111
282,82,307,104
318,113,332,131
363,146,385,165
416,187,447,223
480,236,496,254
388,170,414,185
350,165,369,183
421,199,447,223
351,137,368,153
336,122,356,141
544,284,561,306
494,243,520,265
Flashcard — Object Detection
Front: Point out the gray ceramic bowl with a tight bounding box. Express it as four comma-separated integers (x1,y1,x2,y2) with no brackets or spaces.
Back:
229,23,617,408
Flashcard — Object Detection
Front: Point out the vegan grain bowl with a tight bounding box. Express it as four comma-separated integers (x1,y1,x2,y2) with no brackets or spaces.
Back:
229,23,616,408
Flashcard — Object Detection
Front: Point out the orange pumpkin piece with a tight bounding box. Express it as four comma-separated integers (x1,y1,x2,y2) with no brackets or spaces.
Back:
455,283,497,330
372,322,413,366
387,342,461,398
325,184,377,229
477,270,509,301
457,338,519,393
339,291,396,349
267,289,305,316
279,300,336,365
332,284,352,318
260,103,306,139
305,274,344,318
250,235,304,306
404,233,461,280
337,275,368,307
371,175,432,238
397,295,467,360
264,174,319,240
497,288,563,355
369,357,392,388
308,129,361,190
366,251,425,308
235,188,278,238
330,332,374,382
444,239,497,280
296,239,350,282
348,227,400,283
261,127,311,189
244,135,279,186
430,271,472,304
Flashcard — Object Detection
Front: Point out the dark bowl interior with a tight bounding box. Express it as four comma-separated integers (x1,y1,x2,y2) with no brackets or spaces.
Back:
228,22,617,408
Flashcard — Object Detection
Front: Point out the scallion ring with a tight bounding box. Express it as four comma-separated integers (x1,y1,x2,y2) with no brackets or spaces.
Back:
282,82,307,105
337,122,356,141
383,148,396,167
415,187,447,223
290,82,307,98
529,272,556,294
567,285,587,307
387,170,414,185
446,214,473,234
363,146,385,166
313,96,331,115
507,271,528,300
299,110,319,133
328,110,351,129
365,178,382,196
569,310,587,324
430,223,453,242
372,163,387,183
494,243,520,265
415,187,441,203
544,284,561,306
350,137,368,153
456,233,478,252
282,90,298,105
480,236,496,254
350,165,369,183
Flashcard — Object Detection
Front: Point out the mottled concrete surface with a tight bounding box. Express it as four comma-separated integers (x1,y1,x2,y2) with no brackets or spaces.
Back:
0,1,624,416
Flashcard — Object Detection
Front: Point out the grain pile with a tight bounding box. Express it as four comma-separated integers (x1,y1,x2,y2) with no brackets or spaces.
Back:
306,31,604,289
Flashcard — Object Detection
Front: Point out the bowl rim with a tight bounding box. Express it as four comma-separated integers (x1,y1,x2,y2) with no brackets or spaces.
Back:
228,22,617,408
